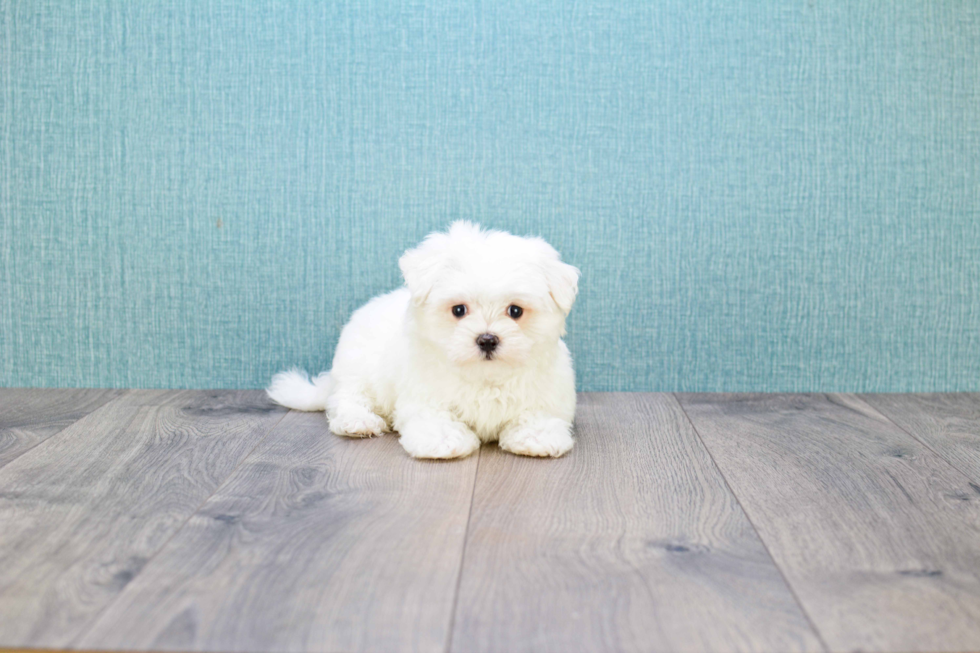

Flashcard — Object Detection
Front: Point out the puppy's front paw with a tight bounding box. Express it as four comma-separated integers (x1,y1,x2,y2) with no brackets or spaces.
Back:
499,417,574,458
329,405,387,438
398,419,480,460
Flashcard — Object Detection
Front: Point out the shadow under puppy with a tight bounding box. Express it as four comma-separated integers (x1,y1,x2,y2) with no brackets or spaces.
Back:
268,221,580,459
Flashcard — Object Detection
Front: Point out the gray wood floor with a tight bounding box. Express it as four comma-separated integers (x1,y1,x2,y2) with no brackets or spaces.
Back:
0,390,978,653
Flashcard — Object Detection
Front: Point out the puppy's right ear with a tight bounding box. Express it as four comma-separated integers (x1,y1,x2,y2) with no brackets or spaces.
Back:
399,238,445,305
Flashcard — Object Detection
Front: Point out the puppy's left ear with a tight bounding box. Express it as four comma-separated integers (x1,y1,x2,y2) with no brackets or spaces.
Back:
529,236,580,315
527,238,579,315
546,259,580,315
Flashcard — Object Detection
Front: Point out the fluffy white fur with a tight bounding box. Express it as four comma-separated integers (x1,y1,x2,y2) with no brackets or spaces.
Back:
267,222,580,460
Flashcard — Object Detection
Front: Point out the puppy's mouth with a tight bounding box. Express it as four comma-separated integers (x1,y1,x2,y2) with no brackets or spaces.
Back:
481,351,495,361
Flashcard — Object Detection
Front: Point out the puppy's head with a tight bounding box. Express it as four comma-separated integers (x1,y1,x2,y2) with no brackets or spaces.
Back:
399,222,579,367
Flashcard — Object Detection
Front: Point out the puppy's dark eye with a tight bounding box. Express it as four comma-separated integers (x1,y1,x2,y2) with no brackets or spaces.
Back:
508,305,523,319
452,304,467,318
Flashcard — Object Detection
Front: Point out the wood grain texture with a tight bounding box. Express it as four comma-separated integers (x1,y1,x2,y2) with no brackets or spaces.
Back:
78,409,480,653
677,393,980,653
450,393,823,653
862,393,980,484
0,388,122,469
0,390,286,648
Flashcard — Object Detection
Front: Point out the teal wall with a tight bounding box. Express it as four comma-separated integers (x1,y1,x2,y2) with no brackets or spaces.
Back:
2,1,978,392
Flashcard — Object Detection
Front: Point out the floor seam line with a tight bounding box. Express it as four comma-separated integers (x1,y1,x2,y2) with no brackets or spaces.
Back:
0,389,128,473
68,403,291,647
444,446,482,653
853,394,980,486
672,393,832,653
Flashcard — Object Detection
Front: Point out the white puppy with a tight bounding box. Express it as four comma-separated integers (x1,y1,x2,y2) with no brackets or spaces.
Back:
267,221,579,460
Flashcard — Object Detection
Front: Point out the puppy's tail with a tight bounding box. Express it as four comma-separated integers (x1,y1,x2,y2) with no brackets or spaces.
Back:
266,369,332,412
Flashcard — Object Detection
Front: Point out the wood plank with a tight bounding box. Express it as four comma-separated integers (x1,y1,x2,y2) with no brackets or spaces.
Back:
862,393,980,484
676,393,980,653
0,388,122,469
0,390,287,648
78,409,480,653
450,393,823,653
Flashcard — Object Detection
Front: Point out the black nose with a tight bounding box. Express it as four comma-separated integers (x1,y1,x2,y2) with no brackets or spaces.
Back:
476,333,499,354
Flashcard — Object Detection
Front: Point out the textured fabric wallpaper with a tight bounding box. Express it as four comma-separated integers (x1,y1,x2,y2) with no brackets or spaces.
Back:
1,1,978,391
